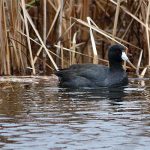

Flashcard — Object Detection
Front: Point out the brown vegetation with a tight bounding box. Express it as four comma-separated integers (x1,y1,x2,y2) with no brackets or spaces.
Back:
0,0,150,77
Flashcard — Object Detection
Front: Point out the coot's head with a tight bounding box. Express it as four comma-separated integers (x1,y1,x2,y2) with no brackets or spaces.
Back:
108,44,129,65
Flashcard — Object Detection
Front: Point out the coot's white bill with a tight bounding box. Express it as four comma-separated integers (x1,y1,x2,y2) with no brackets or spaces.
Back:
122,52,136,69
121,52,129,61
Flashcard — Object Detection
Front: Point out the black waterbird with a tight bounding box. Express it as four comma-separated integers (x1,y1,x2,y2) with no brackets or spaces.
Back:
55,44,130,88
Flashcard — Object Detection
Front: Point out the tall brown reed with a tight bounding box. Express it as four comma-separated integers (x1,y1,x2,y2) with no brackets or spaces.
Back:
0,0,150,76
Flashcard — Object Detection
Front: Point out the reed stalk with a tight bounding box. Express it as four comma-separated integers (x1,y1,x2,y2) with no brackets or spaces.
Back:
87,17,98,64
56,0,63,65
0,0,150,76
71,32,77,64
43,0,47,73
136,50,143,76
21,0,35,74
112,0,121,44
145,1,150,66
21,3,58,70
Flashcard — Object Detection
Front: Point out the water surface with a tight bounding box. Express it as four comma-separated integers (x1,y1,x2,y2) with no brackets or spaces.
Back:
0,76,150,150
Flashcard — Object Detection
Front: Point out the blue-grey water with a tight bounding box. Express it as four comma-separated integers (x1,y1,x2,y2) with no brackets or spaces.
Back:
0,76,150,150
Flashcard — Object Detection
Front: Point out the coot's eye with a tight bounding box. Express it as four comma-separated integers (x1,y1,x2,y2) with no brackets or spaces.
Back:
115,49,121,55
115,49,121,56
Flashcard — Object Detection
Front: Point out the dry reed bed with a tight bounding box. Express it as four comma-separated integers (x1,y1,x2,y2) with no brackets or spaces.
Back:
0,0,150,78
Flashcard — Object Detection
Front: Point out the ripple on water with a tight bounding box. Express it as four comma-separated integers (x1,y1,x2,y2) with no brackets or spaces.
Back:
0,76,150,150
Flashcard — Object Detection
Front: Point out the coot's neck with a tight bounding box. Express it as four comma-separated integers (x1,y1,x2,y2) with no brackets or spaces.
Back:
109,61,124,71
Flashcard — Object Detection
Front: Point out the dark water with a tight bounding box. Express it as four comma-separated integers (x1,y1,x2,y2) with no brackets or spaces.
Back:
0,76,150,150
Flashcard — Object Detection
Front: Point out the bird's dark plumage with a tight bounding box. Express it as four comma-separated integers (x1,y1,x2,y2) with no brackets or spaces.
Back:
55,44,128,88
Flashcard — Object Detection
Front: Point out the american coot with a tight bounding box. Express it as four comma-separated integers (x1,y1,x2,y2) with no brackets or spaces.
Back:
55,44,129,88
